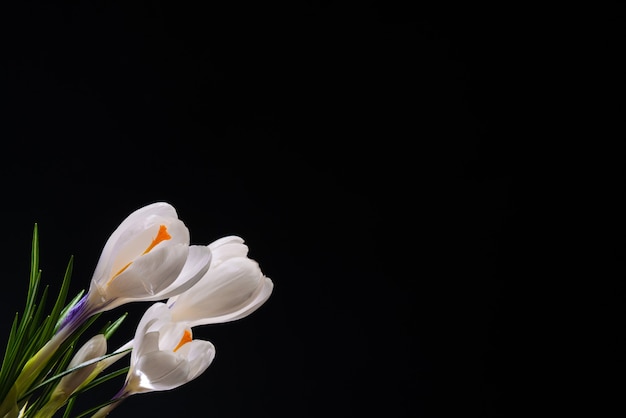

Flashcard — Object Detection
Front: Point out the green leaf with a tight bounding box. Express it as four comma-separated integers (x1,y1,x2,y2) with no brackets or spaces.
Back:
71,366,129,397
25,224,40,317
103,313,128,340
29,287,49,339
22,224,41,336
0,383,18,418
0,226,43,402
72,397,121,418
23,342,77,416
0,313,19,391
20,348,132,401
61,395,76,418
47,256,74,336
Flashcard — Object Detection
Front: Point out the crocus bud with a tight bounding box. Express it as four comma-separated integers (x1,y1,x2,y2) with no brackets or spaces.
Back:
33,335,107,418
58,334,107,395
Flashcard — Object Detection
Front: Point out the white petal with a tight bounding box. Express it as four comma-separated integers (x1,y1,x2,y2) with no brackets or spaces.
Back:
132,351,188,392
157,322,190,352
178,340,216,380
188,276,273,326
144,245,212,302
104,244,188,308
169,257,268,324
209,242,250,268
131,303,170,363
106,218,189,277
91,203,181,287
132,332,161,368
208,235,244,250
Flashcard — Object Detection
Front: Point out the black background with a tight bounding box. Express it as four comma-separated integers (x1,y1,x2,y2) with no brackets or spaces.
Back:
1,2,617,418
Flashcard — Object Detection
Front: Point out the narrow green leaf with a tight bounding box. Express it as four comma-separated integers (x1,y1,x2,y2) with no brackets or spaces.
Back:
72,366,129,396
103,313,128,340
30,224,39,284
23,342,76,416
48,256,74,331
62,395,76,418
28,286,49,339
13,269,43,377
1,312,19,357
0,312,20,402
0,384,18,418
0,313,19,373
73,397,121,418
20,349,132,401
4,227,44,403
23,225,41,332
0,317,47,403
33,316,53,348
18,313,102,407
12,318,51,379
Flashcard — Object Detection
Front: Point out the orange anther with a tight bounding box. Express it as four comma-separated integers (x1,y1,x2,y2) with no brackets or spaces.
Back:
108,225,171,285
173,329,193,352
143,225,172,255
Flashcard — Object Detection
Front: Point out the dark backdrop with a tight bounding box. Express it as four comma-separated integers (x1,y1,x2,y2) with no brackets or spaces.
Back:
0,2,551,417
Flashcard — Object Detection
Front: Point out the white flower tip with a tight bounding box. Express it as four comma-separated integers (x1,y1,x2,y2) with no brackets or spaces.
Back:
208,235,245,250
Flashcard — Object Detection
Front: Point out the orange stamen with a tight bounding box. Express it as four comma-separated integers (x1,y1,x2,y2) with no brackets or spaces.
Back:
107,225,172,285
173,329,193,352
142,225,172,255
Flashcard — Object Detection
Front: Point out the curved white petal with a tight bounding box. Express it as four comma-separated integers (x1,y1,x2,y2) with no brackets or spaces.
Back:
131,303,170,364
105,218,189,277
167,238,247,307
139,245,212,302
209,241,250,268
131,351,188,392
175,340,216,381
101,203,179,263
91,203,181,286
208,235,244,249
156,322,190,351
187,276,274,327
169,257,273,325
90,244,189,311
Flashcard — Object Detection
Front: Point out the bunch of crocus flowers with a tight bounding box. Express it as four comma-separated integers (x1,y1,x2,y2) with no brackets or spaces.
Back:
0,202,273,418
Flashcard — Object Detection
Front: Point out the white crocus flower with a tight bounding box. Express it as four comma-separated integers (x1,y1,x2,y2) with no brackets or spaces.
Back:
59,202,212,334
167,236,273,327
92,303,215,418
86,201,209,312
